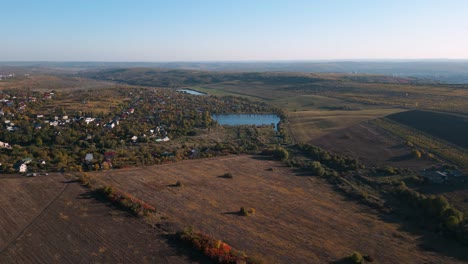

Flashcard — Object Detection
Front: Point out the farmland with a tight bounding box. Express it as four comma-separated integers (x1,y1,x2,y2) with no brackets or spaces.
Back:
0,173,195,263
386,110,468,149
1,67,468,263
88,155,466,264
85,69,468,113
309,122,437,169
287,108,404,143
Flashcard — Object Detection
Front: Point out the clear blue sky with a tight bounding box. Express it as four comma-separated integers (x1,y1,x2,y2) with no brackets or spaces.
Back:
1,0,467,61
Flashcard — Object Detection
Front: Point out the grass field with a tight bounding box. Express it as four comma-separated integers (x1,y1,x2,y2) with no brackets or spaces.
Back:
387,110,468,149
89,155,465,263
0,174,193,263
287,108,405,143
38,87,131,115
310,122,438,170
372,118,468,168
0,75,114,92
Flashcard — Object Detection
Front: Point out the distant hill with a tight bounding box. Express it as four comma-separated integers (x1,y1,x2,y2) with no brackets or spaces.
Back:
81,67,437,88
2,60,468,83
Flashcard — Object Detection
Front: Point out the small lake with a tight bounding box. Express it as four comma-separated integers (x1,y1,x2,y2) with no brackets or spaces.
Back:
212,114,280,131
177,89,206,95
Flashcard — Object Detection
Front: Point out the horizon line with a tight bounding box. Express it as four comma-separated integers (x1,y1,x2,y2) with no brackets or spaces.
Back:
2,58,468,64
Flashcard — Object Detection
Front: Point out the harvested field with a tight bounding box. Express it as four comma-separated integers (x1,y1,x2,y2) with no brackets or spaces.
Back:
311,122,437,169
91,155,465,263
288,108,404,143
0,174,193,263
387,110,468,149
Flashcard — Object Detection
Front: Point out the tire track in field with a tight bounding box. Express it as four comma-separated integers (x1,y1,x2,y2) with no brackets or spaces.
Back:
0,180,70,254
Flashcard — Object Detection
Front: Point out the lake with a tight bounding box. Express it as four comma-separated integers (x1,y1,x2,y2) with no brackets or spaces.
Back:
177,89,206,95
212,114,280,131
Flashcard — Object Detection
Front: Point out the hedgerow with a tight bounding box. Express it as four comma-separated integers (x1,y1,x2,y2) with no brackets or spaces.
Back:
179,227,263,264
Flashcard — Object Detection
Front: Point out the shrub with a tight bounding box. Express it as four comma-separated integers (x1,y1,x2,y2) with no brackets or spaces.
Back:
240,207,249,216
309,161,325,176
349,251,363,263
272,147,289,161
175,180,183,187
240,207,256,216
248,208,256,215
179,227,262,264
412,149,422,158
220,173,233,179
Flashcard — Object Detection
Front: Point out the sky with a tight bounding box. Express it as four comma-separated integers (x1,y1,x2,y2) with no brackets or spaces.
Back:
1,0,468,61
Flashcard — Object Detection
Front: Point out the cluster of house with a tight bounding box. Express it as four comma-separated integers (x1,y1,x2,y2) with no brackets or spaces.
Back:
71,109,134,129
129,125,171,143
150,126,169,141
38,115,71,127
0,92,53,114
12,158,46,173
84,151,114,169
420,167,465,183
0,74,15,80
2,110,130,132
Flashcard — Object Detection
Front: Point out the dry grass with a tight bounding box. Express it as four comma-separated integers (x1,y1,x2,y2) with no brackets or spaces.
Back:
0,75,113,92
90,155,464,263
0,174,190,263
310,122,438,170
288,108,405,143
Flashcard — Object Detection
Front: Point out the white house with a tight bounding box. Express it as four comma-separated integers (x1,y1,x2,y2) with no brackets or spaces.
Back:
19,164,27,173
0,141,12,149
85,153,94,163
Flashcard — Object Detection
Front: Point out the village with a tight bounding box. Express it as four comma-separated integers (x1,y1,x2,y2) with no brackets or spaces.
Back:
0,86,277,174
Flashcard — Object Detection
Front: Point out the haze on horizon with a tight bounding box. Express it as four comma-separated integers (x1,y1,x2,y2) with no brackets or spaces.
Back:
1,0,468,62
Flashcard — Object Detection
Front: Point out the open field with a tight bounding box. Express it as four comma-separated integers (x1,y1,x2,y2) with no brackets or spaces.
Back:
0,75,114,92
89,155,465,263
38,87,131,115
0,174,193,263
387,110,468,149
86,69,468,113
287,108,405,143
310,122,438,170
372,118,468,168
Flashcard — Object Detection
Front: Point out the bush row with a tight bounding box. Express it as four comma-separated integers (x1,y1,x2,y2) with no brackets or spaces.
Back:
179,227,262,264
297,144,362,172
394,183,468,243
78,173,156,216
101,185,157,216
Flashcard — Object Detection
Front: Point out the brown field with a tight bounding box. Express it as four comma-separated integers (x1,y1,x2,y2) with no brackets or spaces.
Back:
0,174,193,263
288,108,405,143
0,75,114,92
310,122,437,170
89,155,465,263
